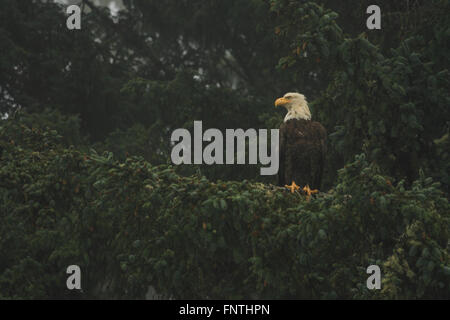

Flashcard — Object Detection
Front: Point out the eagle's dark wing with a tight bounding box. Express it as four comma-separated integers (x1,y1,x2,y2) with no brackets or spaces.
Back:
278,122,287,186
278,119,327,189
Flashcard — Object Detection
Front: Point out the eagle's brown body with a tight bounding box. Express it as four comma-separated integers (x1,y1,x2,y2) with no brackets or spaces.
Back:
278,119,327,189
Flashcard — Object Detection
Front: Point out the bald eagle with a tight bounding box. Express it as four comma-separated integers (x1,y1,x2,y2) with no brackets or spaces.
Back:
275,92,327,192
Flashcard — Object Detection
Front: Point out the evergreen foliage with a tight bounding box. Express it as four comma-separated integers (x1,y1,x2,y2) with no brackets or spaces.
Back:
0,0,448,299
0,118,448,299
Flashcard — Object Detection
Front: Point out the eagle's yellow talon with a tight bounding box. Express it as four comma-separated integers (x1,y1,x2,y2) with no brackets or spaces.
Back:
302,184,319,201
285,181,300,193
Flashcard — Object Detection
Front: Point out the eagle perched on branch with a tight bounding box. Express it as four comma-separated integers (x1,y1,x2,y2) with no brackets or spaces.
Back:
275,92,327,193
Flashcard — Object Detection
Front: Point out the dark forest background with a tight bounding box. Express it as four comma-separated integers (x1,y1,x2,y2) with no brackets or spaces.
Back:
1,0,448,189
0,0,449,299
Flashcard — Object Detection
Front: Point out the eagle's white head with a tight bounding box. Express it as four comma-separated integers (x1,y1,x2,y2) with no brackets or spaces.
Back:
275,92,311,122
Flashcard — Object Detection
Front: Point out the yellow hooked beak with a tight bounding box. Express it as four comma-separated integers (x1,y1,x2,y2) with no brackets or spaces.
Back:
275,97,289,107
